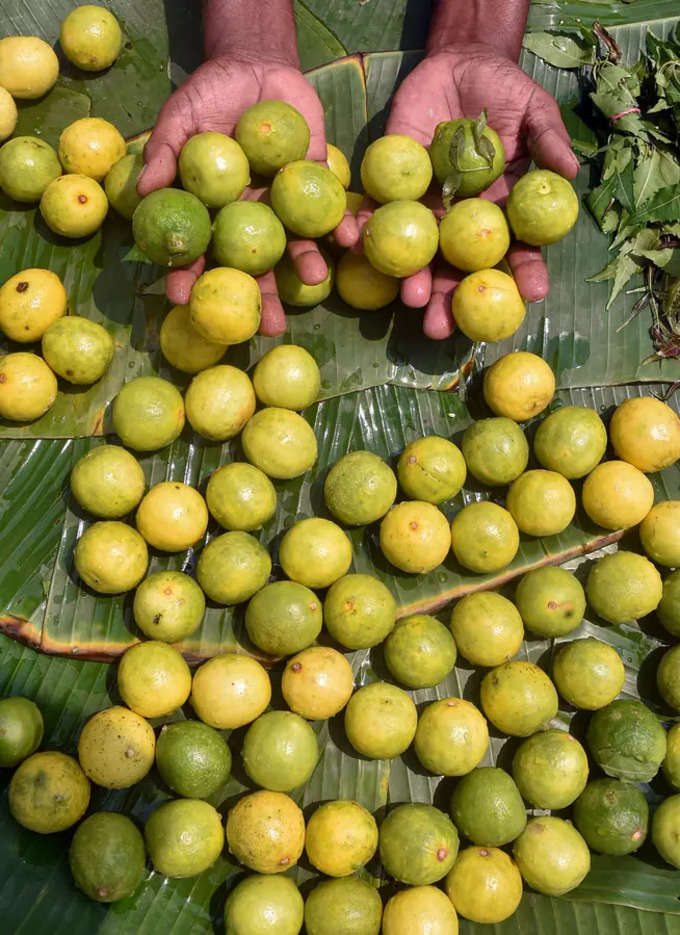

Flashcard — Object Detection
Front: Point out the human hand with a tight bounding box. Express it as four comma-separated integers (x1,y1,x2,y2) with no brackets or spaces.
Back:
137,55,358,335
381,43,580,339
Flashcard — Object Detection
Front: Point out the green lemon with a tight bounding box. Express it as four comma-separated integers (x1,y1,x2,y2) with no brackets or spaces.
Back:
344,682,417,759
506,169,579,246
445,846,523,924
305,800,378,877
397,436,466,503
379,803,459,885
242,710,319,791
252,344,321,410
112,376,185,452
184,364,256,441
271,159,346,237
235,100,310,177
9,751,90,833
449,767,526,847
652,794,680,868
586,699,667,782
429,116,505,195
69,812,145,903
585,551,663,624
552,638,625,710
274,250,334,307
145,799,224,878
246,580,322,656
461,417,529,486
323,573,396,649
74,521,148,594
514,566,585,637
657,644,680,711
324,450,397,525
179,131,250,208
206,462,277,531
658,569,680,637
384,614,456,688
156,720,231,799
512,729,589,809
664,723,680,790
0,696,44,768
450,501,519,573
279,517,352,589
196,531,271,605
480,661,558,737
449,591,524,667
382,886,459,935
42,316,114,384
362,200,439,277
360,134,432,203
513,817,590,896
70,444,145,520
212,200,286,275
242,407,318,479
506,469,576,537
104,153,143,219
380,501,451,574
304,877,382,935
132,187,212,267
133,571,205,642
414,697,489,776
0,136,61,202
439,198,510,272
533,405,608,479
117,640,191,719
226,790,305,873
573,778,648,856
225,874,304,935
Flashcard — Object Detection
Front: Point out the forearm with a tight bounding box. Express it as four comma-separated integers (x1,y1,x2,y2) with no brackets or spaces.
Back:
202,0,299,65
426,0,529,61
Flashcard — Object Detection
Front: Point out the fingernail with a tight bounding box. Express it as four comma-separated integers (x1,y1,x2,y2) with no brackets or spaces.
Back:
569,150,580,172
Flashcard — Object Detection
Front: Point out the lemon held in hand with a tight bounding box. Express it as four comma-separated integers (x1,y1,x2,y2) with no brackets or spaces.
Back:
136,481,208,552
105,152,144,219
0,36,58,99
344,681,417,759
179,131,250,208
156,720,231,799
145,798,224,879
246,580,322,656
207,462,276,532
43,316,114,384
553,638,624,710
282,646,353,720
113,375,185,451
640,501,680,567
379,803,459,885
226,790,305,874
0,136,61,202
185,364,255,442
585,550,662,624
0,268,66,343
360,133,432,203
190,267,261,344
235,99,310,177
242,407,318,479
450,501,519,573
324,450,397,525
380,500,451,574
59,117,126,180
326,142,351,188
225,875,304,935
430,114,505,195
397,436,466,504
439,198,510,272
449,591,524,667
481,661,558,737
414,697,489,776
74,521,148,594
581,460,654,530
483,351,555,421
452,268,525,343
133,188,211,267
657,645,680,712
514,566,585,637
336,250,399,310
117,640,191,718
461,417,529,486
197,530,271,605
534,405,607,479
382,886,459,935
0,352,57,422
274,250,334,306
445,846,523,924
0,696,43,768
133,570,205,642
212,200,286,275
160,304,227,374
609,396,680,472
271,159,346,238
70,444,146,519
323,573,396,649
69,812,145,903
60,5,123,71
506,169,579,246
191,653,271,729
243,710,319,791
78,705,155,789
304,877,383,935
253,344,320,410
9,751,90,833
362,199,439,278
513,817,590,896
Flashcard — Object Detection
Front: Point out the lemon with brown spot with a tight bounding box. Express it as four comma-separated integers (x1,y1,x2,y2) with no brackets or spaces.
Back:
514,566,585,637
226,790,306,873
610,396,680,473
640,501,680,567
78,705,155,789
581,460,654,530
0,352,57,422
40,174,109,238
235,100,310,177
160,304,227,374
450,501,519,573
190,267,261,344
133,570,205,642
414,697,489,776
58,117,126,181
452,268,525,342
506,469,576,537
135,481,208,552
0,268,67,342
305,800,378,877
42,316,114,384
0,36,58,98
379,803,459,885
513,816,590,896
380,500,450,574
191,653,271,729
117,640,192,718
323,573,396,649
9,751,90,833
397,436,466,504
282,646,354,720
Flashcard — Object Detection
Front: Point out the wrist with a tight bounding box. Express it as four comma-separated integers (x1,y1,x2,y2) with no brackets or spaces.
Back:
425,0,529,61
202,0,299,66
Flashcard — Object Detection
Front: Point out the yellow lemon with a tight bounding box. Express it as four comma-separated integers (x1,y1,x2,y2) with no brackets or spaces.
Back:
226,790,305,873
360,133,432,203
159,304,227,374
0,86,17,141
241,407,318,479
481,661,558,737
483,351,555,421
382,886,459,935
74,521,148,593
609,396,680,473
450,501,519,573
305,800,378,877
380,501,451,574
185,364,256,442
439,199,510,272
78,705,155,789
40,173,109,238
281,646,354,720
135,480,208,552
117,640,192,718
452,268,525,342
445,846,523,924
414,697,489,776
191,653,271,729
581,460,654,530
58,117,126,181
640,501,680,566
0,351,57,422
279,517,352,590
59,5,122,72
0,36,58,98
326,142,351,188
336,250,399,310
0,269,67,342
506,169,579,246
190,267,261,344
362,200,439,277
506,469,576,537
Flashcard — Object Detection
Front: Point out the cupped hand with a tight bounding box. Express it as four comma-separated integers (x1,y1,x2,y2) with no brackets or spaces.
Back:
381,43,580,339
137,54,358,335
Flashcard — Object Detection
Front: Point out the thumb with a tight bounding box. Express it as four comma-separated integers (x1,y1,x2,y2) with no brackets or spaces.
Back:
138,93,195,196
525,88,580,179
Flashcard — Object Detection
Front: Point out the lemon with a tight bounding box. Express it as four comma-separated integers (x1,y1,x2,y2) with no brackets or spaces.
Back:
514,566,585,637
279,517,352,589
452,268,525,343
652,795,680,868
178,131,250,208
185,364,256,441
581,460,654,530
657,645,680,712
483,351,555,421
274,250,334,307
379,803,459,884
609,396,680,472
430,116,505,196
190,267,261,344
40,173,109,237
242,407,318,479
506,169,579,246
461,417,529,486
0,36,58,98
323,573,396,649
0,352,57,422
145,798,224,878
360,133,432,203
0,135,61,202
235,100,310,177
191,653,271,729
117,640,192,718
133,188,212,267
397,436,467,503
553,638,625,710
159,303,227,374
304,877,382,935
246,581,323,656
60,5,122,71
135,481,208,552
305,800,378,877
206,462,276,531
574,778,648,856
640,501,680,566
212,200,286,275
196,530,271,605
69,812,146,903
450,501,519,573
70,444,146,519
59,117,126,180
0,86,17,141
439,199,510,272
78,705,155,789
344,682,417,759
507,469,576,537
226,790,306,873
513,817,590,895
326,142,351,188
449,767,526,847
271,159,346,237
362,200,439,277
9,751,90,833
252,344,321,410
225,875,304,935
0,268,67,343
324,450,397,525
103,152,143,218
587,699,667,783
659,570,680,637
281,646,354,720
445,847,523,924
414,697,489,776
336,250,399,310
585,550,662,624
449,591,524,666
380,500,451,573
534,405,608,479
481,661,558,737
133,570,205,642
74,521,148,594
512,729,589,809
664,724,680,790
112,375,185,451
42,316,114,384
384,614,457,689
0,696,43,768
243,710,319,791
382,886,459,935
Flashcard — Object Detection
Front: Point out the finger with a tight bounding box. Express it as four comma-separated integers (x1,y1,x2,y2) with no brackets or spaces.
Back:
137,94,195,196
506,242,549,302
525,88,580,179
401,267,432,308
166,256,205,305
257,271,287,336
332,210,359,248
423,262,461,340
288,240,328,286
352,196,378,254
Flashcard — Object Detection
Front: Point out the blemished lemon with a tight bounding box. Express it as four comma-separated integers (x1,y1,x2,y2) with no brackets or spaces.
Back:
226,790,306,874
483,351,555,421
609,396,680,473
336,251,400,310
191,653,271,729
452,269,525,343
77,705,155,789
581,460,654,530
9,751,90,833
40,174,109,238
135,481,209,552
380,501,451,574
0,352,57,422
281,646,354,720
117,640,192,718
